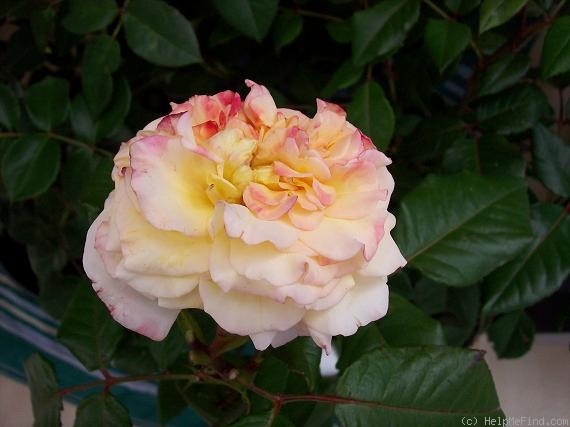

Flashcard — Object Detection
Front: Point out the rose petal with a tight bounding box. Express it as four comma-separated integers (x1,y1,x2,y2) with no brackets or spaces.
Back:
244,80,277,127
359,213,407,276
199,277,304,336
222,202,298,249
130,134,215,236
83,206,179,341
303,275,389,339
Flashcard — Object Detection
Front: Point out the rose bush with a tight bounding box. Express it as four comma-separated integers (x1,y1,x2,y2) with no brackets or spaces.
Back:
83,80,405,351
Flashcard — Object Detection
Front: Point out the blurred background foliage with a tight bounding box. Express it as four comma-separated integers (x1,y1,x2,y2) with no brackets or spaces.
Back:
0,0,569,425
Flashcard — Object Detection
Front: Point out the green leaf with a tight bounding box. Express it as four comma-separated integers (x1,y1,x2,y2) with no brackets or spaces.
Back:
442,135,525,177
0,83,20,130
273,11,303,51
444,0,480,14
80,156,114,207
97,76,131,139
81,36,120,115
124,0,202,67
488,311,535,358
532,124,570,197
30,7,55,50
82,34,121,74
478,53,530,97
400,116,464,161
483,204,570,315
351,0,420,66
232,413,295,427
479,0,527,33
27,242,67,280
477,85,550,134
336,324,385,371
2,134,60,201
25,77,70,130
379,293,446,346
213,0,278,42
326,21,352,44
70,95,97,143
82,72,113,117
62,0,118,34
425,19,471,72
413,278,447,315
335,347,503,425
542,16,570,79
74,393,131,427
272,337,321,390
395,173,533,286
24,354,62,427
442,285,480,346
347,81,394,150
251,356,289,412
148,326,186,370
58,284,124,371
321,60,364,98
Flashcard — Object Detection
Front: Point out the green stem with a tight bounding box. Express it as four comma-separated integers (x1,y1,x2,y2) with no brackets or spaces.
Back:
111,0,130,39
422,0,451,20
0,131,114,158
285,7,344,23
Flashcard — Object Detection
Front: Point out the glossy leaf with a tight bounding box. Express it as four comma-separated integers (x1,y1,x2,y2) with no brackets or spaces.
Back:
348,81,394,150
542,16,570,79
488,311,535,358
400,116,465,161
148,325,186,370
321,60,364,97
74,393,131,427
30,7,55,50
213,0,279,42
484,204,570,315
478,53,530,97
62,0,118,34
442,135,525,177
25,77,69,130
425,19,471,72
479,0,527,33
477,85,550,134
335,347,503,426
232,413,295,427
272,337,321,390
97,76,131,139
442,285,480,346
273,11,303,51
58,284,124,371
24,354,62,427
352,0,420,66
336,324,385,372
70,95,97,143
2,134,60,201
395,173,533,286
0,83,20,130
124,0,202,67
251,356,290,412
378,293,446,346
532,124,570,197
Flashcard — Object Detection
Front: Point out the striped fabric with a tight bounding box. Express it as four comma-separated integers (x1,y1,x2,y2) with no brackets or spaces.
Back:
0,267,205,427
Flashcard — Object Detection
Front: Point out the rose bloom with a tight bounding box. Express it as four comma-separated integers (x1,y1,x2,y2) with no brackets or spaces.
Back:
83,80,406,352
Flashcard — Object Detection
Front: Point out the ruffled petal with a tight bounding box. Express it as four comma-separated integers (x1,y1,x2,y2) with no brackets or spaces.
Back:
199,277,305,336
303,275,389,339
129,134,215,236
83,205,179,341
359,213,407,277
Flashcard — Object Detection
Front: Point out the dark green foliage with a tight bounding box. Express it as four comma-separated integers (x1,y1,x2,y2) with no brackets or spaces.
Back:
3,1,569,425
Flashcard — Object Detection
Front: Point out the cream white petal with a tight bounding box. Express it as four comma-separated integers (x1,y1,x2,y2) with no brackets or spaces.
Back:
199,277,304,336
83,206,179,341
303,275,389,339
